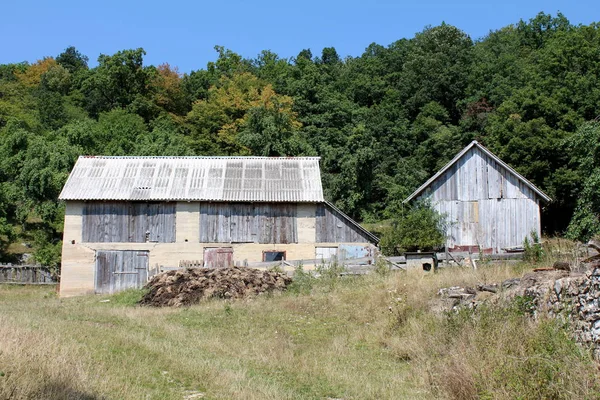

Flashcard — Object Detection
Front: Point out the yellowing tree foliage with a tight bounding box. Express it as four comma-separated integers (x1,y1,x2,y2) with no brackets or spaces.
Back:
153,63,187,115
15,58,57,87
186,72,300,155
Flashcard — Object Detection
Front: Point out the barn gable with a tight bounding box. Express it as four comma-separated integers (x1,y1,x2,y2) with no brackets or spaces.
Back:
405,141,551,204
404,141,550,253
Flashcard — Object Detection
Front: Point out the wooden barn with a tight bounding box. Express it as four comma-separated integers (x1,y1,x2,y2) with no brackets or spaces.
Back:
58,156,378,296
404,141,551,254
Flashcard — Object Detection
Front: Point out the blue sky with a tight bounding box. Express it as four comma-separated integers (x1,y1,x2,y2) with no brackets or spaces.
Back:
1,0,597,73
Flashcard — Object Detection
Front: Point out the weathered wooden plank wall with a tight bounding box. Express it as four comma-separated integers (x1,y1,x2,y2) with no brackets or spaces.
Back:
316,204,372,243
428,147,536,202
83,202,175,243
199,203,298,244
423,147,541,252
95,250,149,294
0,264,56,284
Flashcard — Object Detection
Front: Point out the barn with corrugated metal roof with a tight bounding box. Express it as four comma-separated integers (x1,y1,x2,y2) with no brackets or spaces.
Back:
59,156,378,296
404,141,551,254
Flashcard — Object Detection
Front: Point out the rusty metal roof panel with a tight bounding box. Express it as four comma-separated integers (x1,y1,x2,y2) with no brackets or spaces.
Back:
59,156,324,202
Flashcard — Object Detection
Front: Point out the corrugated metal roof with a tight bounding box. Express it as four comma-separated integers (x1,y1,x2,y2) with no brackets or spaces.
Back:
59,156,324,202
404,141,552,203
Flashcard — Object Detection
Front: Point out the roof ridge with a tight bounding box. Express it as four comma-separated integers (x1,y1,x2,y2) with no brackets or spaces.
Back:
79,155,321,160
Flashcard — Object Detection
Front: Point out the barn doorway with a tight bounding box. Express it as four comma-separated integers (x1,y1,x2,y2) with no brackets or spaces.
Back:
95,250,149,294
203,248,234,268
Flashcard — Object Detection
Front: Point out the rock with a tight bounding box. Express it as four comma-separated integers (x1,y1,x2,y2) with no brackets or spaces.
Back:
554,279,563,297
464,286,477,295
502,278,521,289
475,291,494,301
553,261,571,271
478,284,498,293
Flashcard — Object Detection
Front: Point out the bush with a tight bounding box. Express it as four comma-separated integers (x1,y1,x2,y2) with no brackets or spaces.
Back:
32,230,62,273
287,265,314,295
380,201,447,255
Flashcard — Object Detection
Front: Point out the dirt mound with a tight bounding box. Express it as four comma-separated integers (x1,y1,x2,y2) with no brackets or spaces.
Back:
139,267,292,307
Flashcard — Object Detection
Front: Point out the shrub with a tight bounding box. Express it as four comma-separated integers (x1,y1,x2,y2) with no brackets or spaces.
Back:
380,201,447,255
287,264,314,295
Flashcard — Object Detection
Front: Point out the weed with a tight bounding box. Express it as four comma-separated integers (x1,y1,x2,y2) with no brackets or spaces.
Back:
374,257,391,276
511,295,537,316
315,258,346,280
287,264,314,295
268,264,284,273
109,288,148,306
523,230,544,263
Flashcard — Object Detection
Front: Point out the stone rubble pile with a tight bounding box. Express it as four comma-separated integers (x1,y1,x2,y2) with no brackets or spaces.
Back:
438,259,600,359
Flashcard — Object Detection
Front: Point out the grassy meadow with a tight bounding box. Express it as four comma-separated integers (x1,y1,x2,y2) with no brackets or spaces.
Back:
1,263,599,400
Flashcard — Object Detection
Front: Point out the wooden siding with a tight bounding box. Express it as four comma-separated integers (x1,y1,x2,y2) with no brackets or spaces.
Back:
0,264,55,284
95,250,149,294
83,202,175,243
316,204,372,243
199,203,298,244
427,147,536,202
421,147,542,252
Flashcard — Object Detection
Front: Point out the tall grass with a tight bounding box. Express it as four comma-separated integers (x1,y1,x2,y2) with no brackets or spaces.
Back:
1,262,598,399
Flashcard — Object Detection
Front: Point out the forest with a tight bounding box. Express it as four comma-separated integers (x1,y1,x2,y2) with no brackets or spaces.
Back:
0,12,599,267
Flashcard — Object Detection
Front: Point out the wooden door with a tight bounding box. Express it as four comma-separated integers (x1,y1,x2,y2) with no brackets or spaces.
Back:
203,248,234,269
95,250,149,294
316,247,338,262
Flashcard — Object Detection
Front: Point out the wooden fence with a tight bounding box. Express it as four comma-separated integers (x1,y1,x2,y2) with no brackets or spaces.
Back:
0,264,57,285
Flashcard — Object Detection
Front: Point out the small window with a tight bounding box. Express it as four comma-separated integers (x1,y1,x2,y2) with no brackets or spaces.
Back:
263,251,286,262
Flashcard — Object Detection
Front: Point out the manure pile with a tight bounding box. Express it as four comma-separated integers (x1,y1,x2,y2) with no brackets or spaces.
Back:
140,267,292,307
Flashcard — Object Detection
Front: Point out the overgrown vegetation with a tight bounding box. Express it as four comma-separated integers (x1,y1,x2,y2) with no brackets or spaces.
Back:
2,12,600,263
1,263,598,399
412,303,599,399
523,230,544,263
380,201,447,255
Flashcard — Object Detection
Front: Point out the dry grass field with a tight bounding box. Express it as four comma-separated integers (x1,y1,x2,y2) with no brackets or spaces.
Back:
1,262,599,400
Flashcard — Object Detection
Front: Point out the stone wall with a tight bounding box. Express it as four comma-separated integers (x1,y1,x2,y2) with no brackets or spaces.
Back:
438,261,600,360
541,265,600,359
